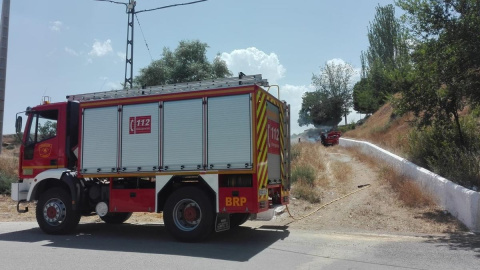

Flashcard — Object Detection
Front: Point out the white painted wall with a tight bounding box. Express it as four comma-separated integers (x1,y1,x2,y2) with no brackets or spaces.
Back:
339,137,480,232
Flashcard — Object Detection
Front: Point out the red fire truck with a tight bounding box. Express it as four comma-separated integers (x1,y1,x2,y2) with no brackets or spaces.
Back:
11,74,291,241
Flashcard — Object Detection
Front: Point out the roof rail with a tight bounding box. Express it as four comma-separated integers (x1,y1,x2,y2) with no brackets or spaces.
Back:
67,74,268,102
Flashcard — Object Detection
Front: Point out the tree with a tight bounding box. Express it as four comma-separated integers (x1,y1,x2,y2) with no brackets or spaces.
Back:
38,121,57,141
395,0,480,145
299,62,354,127
353,78,379,114
353,4,410,114
134,40,232,87
366,4,408,70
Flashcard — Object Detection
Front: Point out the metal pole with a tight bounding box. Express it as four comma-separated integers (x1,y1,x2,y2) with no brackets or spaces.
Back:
124,0,135,89
0,0,11,154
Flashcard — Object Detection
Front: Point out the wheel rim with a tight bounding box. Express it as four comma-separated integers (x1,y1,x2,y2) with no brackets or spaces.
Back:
172,199,202,231
43,198,67,226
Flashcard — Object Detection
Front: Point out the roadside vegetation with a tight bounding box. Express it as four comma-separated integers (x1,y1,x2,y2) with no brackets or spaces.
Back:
290,142,355,203
342,1,480,191
0,136,19,195
290,143,327,203
346,102,480,190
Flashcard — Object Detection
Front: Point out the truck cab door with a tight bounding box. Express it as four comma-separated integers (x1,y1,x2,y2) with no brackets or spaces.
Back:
20,106,64,178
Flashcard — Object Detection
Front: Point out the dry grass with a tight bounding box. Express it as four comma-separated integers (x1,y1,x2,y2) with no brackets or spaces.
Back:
292,181,321,203
291,142,328,184
345,103,413,155
379,166,435,208
330,160,352,183
0,155,18,176
344,146,434,208
290,142,328,203
1,135,20,176
345,146,380,168
0,137,21,194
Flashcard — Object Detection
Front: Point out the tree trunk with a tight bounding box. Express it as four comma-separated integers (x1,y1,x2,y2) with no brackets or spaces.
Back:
453,110,465,146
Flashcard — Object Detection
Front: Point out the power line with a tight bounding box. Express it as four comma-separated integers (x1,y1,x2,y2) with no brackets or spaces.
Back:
95,0,208,89
136,0,207,14
135,14,153,62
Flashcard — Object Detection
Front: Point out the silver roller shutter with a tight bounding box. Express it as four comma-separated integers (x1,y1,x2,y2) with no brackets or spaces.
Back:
163,99,203,170
121,103,159,172
81,106,118,173
207,94,252,169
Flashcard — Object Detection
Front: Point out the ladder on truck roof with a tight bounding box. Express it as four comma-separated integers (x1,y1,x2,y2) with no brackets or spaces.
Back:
66,74,268,102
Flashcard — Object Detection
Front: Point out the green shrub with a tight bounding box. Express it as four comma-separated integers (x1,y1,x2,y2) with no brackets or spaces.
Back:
407,115,480,189
291,164,315,186
338,123,355,133
292,180,321,203
0,171,17,194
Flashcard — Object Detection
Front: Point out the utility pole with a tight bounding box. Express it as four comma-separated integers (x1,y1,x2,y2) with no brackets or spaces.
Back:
96,0,207,89
124,0,135,89
0,0,10,154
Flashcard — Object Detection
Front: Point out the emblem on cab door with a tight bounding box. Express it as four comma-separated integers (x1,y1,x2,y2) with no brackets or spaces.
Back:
39,143,52,158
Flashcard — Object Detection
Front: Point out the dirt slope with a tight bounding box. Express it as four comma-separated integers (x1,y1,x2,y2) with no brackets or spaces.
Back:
344,102,413,155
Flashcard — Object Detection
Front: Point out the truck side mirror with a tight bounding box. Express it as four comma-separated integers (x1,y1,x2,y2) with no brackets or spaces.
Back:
15,116,22,134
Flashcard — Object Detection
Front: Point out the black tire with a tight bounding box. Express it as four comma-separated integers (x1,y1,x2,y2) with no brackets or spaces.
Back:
100,212,133,224
36,187,81,235
229,213,250,228
163,187,215,242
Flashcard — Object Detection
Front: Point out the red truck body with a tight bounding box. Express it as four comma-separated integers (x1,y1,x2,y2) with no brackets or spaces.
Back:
11,75,291,241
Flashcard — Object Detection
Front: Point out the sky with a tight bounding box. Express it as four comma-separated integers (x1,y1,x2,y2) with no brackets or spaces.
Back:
3,0,399,135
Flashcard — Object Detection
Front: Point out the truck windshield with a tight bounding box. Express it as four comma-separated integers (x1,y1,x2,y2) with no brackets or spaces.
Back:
26,110,58,144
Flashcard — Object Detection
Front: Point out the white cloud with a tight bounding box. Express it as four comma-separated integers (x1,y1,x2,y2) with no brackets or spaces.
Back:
221,47,312,134
64,47,79,56
89,39,113,57
49,21,65,32
220,47,286,84
326,58,347,66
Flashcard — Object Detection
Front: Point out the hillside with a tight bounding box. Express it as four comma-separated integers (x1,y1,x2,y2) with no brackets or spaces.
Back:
343,103,414,156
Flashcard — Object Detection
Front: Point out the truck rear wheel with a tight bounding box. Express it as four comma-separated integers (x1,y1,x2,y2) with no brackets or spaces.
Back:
230,213,250,228
163,187,214,242
100,212,133,224
35,187,81,235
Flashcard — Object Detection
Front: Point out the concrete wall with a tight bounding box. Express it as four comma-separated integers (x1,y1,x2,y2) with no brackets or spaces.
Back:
339,137,480,232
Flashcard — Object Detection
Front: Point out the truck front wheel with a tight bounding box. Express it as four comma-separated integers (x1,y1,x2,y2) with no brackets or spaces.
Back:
163,187,214,242
36,187,81,235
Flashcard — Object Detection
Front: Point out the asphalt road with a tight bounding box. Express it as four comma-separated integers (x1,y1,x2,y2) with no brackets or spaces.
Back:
0,222,479,270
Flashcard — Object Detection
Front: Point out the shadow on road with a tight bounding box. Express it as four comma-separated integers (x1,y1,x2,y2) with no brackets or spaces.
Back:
0,223,290,262
423,232,480,258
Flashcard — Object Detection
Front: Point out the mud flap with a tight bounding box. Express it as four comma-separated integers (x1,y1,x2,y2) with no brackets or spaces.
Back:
215,213,230,232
